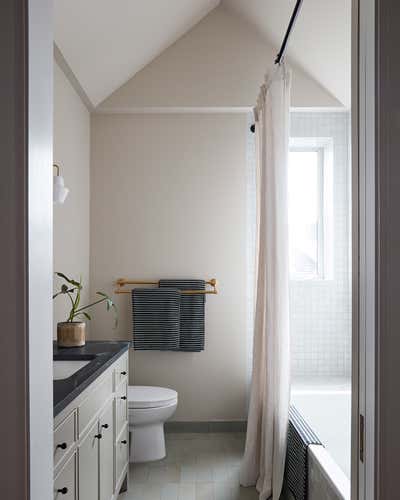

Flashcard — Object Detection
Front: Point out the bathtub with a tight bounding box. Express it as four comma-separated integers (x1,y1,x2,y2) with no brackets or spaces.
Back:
291,381,351,500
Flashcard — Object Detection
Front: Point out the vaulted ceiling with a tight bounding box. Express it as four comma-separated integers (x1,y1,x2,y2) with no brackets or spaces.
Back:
54,0,351,108
223,0,351,107
54,0,220,106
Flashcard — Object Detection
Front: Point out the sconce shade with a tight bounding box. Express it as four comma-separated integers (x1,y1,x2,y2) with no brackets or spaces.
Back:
53,174,69,204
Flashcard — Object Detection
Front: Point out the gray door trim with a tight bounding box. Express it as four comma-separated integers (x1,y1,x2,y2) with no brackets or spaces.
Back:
354,1,376,499
375,1,400,498
0,0,29,498
351,1,360,498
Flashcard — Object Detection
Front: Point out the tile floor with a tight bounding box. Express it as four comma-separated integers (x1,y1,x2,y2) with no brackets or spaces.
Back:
119,432,259,500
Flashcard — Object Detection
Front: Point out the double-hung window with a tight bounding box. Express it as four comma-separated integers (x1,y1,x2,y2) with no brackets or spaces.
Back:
288,138,333,280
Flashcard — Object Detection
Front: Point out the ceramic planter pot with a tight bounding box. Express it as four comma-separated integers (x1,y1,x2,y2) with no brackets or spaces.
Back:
57,321,86,347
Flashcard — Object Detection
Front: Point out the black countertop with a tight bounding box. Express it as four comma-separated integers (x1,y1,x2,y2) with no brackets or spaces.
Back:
53,341,130,417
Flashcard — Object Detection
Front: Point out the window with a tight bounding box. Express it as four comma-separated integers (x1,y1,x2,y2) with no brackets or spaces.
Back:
288,138,333,280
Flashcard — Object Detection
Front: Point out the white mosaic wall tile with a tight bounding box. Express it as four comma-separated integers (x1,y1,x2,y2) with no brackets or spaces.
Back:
246,111,352,382
289,111,351,379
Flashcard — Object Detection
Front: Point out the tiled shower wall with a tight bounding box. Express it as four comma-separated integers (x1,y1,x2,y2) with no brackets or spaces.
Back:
246,110,351,382
290,111,351,379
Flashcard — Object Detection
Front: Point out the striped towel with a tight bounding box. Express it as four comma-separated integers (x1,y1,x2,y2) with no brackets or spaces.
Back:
132,288,181,350
159,279,205,352
284,405,322,500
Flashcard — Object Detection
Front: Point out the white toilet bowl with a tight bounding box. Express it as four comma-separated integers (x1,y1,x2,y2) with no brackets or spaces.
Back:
128,386,178,463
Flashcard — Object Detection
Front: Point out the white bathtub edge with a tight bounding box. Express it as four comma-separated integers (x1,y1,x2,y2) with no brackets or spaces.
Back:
309,445,350,500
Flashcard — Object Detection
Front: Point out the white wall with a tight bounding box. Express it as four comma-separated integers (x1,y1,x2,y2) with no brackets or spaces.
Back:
90,113,248,421
28,1,53,498
99,6,341,110
88,3,345,422
53,62,91,336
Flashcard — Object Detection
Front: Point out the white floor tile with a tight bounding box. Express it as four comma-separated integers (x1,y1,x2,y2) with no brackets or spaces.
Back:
161,483,179,500
120,433,257,500
178,483,196,500
196,482,215,500
130,463,149,483
148,464,180,484
215,481,236,500
180,464,197,482
195,463,214,482
125,482,162,500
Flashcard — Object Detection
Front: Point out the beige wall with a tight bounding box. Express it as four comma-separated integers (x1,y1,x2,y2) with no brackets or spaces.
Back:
100,6,341,110
53,62,91,337
87,4,342,422
90,113,248,421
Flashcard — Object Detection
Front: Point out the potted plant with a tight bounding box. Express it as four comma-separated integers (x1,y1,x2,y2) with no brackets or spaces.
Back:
53,272,117,347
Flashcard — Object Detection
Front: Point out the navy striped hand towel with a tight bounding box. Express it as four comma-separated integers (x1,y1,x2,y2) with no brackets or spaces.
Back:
159,279,205,352
132,288,181,350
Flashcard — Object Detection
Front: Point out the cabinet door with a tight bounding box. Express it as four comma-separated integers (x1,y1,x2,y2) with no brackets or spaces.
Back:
115,381,128,438
99,400,114,500
78,420,99,500
115,424,129,493
54,452,76,499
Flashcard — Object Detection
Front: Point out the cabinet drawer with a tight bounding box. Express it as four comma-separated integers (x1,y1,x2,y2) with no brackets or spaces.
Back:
115,381,128,437
114,425,129,492
79,373,113,436
54,411,76,471
54,452,76,500
114,354,128,390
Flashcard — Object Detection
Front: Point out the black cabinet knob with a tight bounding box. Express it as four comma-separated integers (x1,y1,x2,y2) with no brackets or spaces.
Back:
57,487,68,494
121,440,127,444
101,424,109,429
94,434,102,439
121,371,127,375
56,442,67,450
121,396,127,400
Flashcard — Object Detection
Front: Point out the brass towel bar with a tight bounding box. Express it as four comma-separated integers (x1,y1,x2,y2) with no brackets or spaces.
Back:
114,278,218,295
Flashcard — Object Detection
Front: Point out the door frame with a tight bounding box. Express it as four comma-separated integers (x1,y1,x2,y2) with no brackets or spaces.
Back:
353,0,376,499
27,0,54,498
0,0,54,498
0,1,30,496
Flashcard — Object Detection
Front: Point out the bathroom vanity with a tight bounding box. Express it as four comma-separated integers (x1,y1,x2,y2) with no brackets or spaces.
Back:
53,341,130,500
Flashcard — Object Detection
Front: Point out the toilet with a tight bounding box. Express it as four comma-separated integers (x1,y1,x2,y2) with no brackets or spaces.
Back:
128,386,178,463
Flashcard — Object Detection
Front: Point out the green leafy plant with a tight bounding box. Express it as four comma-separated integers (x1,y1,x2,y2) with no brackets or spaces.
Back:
53,272,118,328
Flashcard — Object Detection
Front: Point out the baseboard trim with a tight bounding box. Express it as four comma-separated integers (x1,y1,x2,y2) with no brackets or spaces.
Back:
165,421,247,433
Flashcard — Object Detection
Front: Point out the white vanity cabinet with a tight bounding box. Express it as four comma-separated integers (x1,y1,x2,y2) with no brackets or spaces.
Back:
54,351,129,500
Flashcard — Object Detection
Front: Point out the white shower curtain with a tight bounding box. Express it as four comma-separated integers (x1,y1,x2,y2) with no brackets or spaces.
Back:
240,64,291,500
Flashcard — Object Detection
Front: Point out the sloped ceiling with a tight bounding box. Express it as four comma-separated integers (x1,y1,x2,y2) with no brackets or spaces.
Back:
55,0,350,108
223,0,351,106
54,0,220,107
99,7,341,110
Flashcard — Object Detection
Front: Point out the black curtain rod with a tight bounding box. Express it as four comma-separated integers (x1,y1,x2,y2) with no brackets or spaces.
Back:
250,0,304,133
274,0,304,65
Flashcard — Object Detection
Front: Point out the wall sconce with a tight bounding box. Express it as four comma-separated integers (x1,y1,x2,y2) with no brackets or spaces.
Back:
53,163,69,204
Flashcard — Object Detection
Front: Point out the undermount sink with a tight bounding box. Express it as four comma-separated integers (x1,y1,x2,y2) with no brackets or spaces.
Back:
53,360,91,380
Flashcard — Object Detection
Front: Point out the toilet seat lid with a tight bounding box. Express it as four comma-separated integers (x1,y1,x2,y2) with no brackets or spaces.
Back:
128,386,178,409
